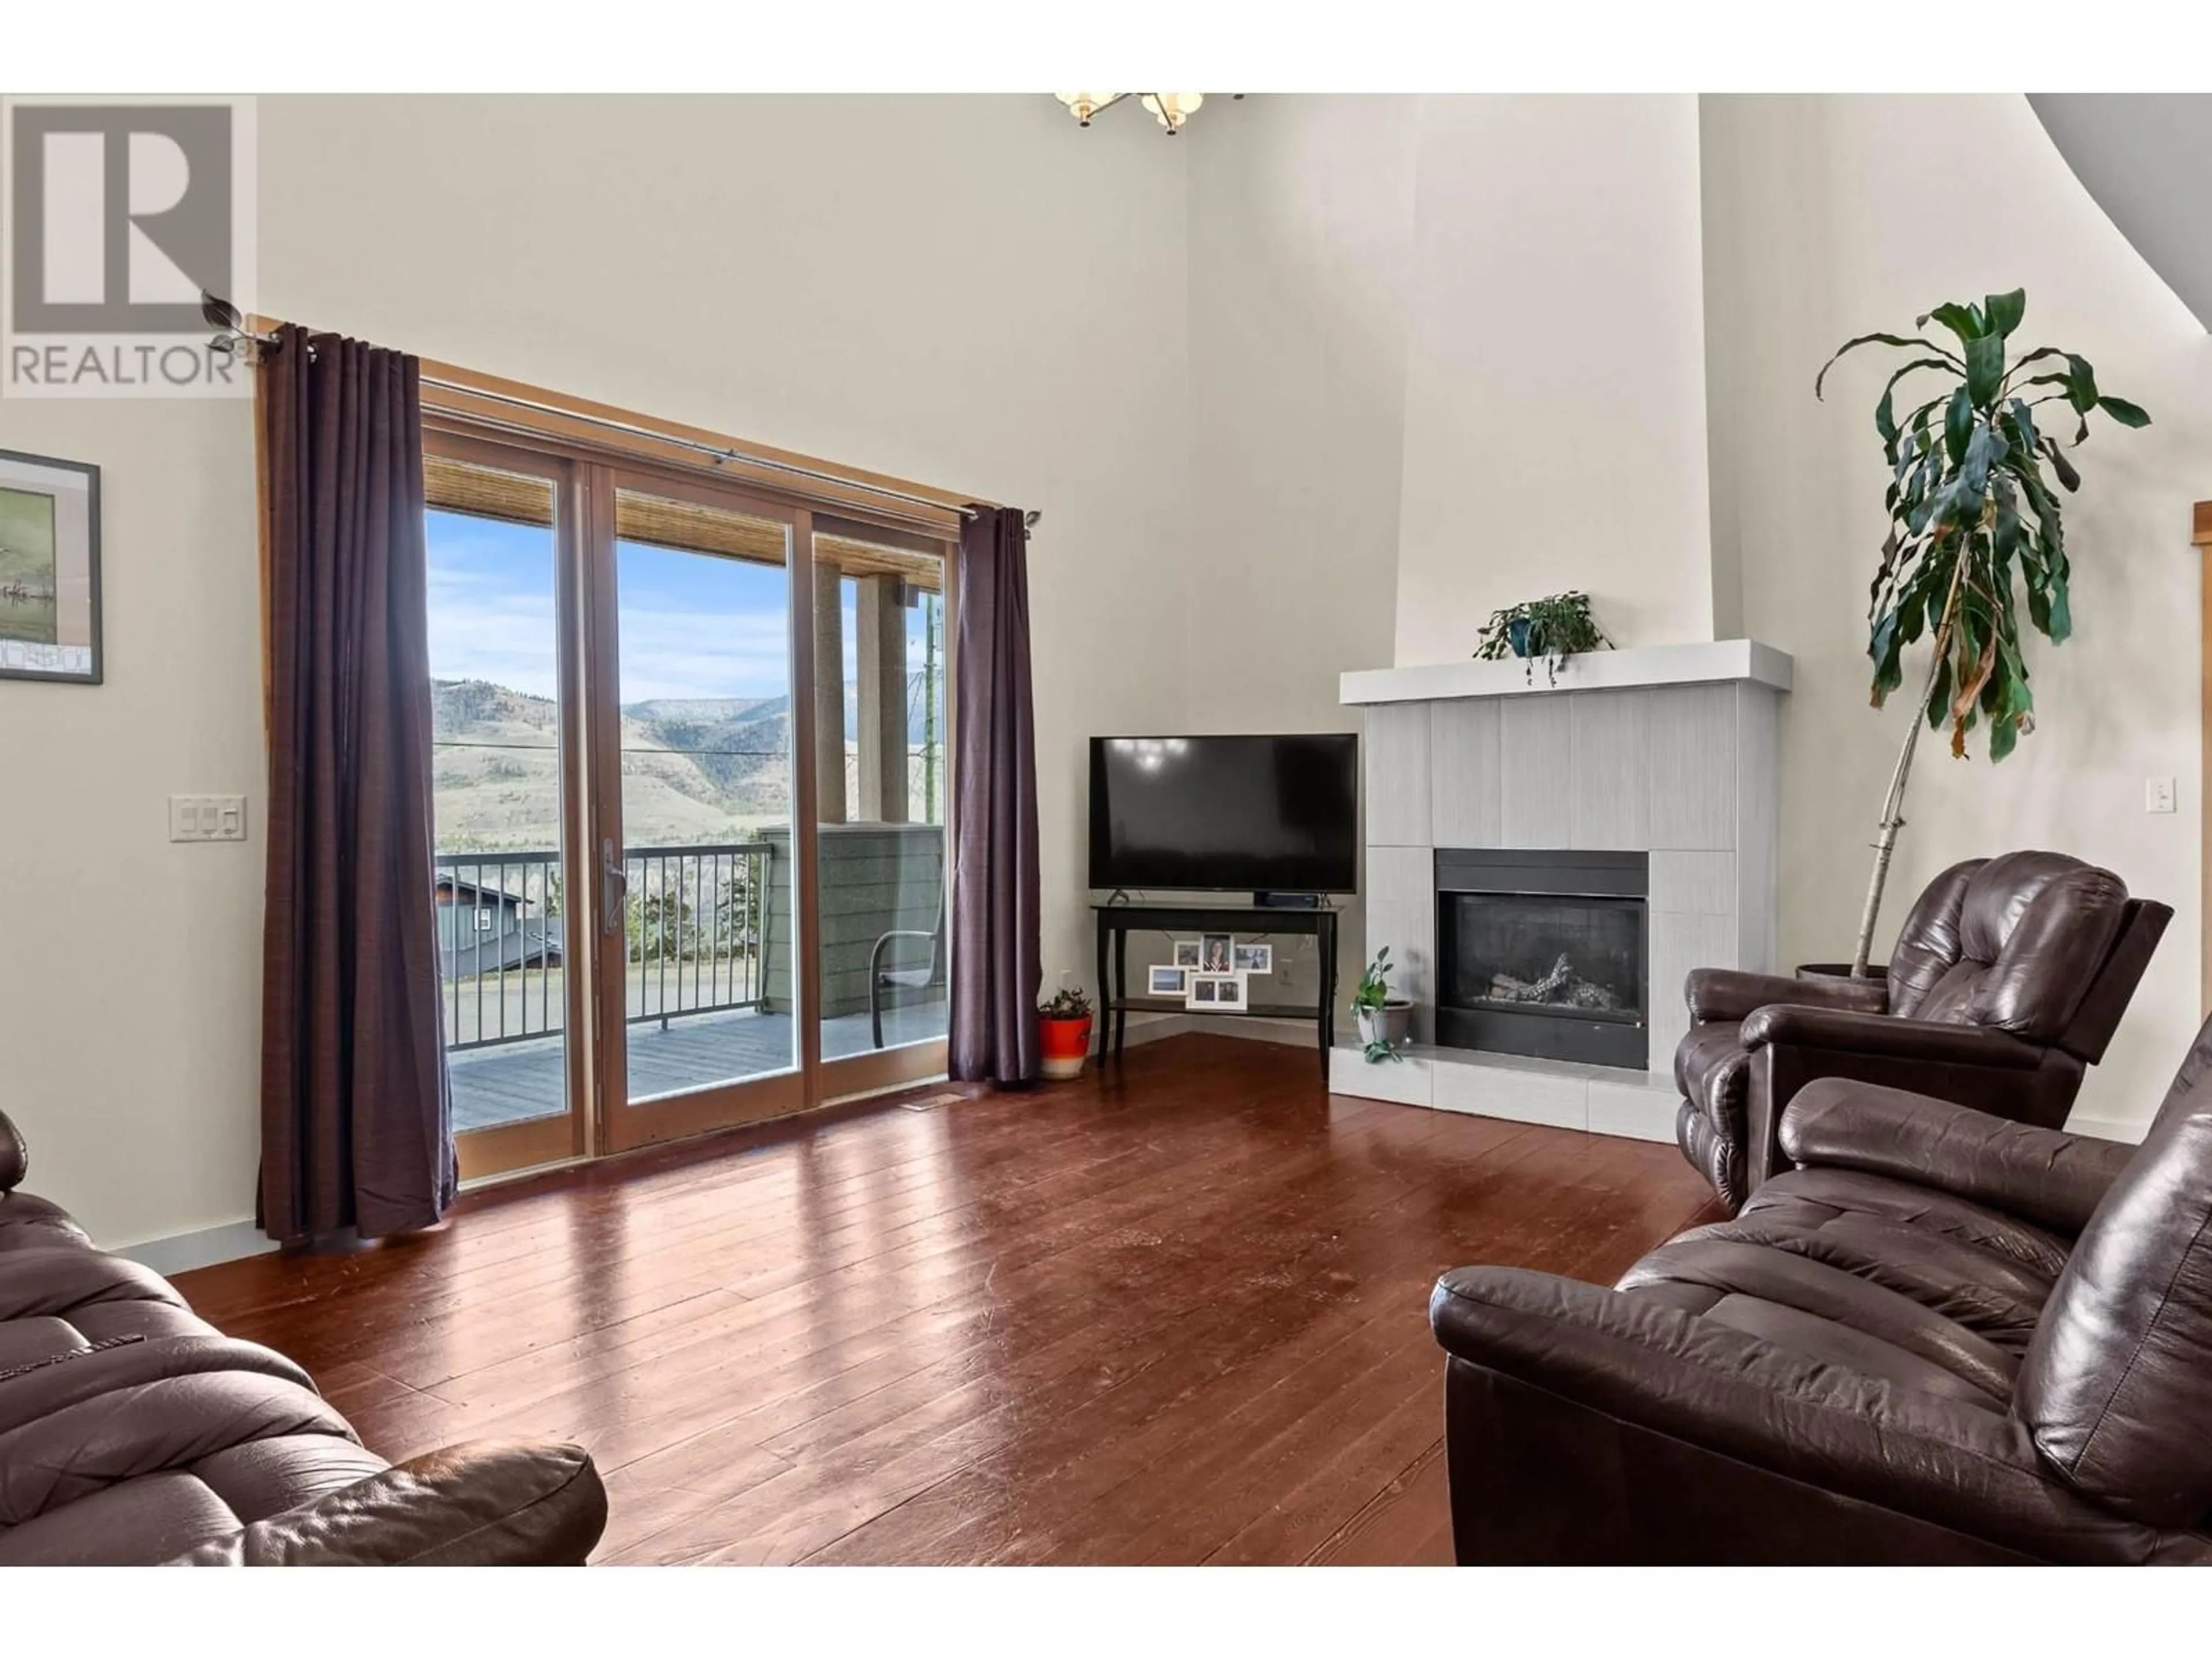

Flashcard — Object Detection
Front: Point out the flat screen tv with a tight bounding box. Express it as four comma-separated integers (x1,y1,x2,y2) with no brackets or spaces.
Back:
1089,734,1359,894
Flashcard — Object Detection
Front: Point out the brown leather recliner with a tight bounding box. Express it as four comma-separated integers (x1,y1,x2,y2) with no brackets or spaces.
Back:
1675,850,2170,1210
1429,1013,2212,1564
0,1105,608,1565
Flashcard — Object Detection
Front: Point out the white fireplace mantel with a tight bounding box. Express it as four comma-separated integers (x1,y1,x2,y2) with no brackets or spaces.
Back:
1332,636,1793,1143
1340,639,1794,707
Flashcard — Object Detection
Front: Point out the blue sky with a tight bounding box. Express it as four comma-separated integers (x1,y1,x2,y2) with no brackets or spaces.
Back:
426,509,934,707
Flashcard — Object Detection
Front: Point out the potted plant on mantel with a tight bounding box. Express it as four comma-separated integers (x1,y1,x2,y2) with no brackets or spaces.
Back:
1816,287,2150,975
1354,946,1413,1063
1038,986,1094,1081
1472,591,1613,685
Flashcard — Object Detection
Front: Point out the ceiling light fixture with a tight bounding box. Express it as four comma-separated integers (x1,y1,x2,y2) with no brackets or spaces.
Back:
1054,91,1224,137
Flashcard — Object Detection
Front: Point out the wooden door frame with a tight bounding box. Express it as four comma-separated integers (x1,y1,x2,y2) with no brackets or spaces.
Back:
2197,502,2211,1015
811,526,960,1101
420,399,967,1168
426,429,593,1180
592,468,838,1153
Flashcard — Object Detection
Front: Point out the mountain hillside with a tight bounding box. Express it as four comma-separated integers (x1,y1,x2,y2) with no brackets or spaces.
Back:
431,679,944,852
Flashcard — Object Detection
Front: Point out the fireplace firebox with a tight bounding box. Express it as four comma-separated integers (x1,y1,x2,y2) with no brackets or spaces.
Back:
1434,849,1648,1069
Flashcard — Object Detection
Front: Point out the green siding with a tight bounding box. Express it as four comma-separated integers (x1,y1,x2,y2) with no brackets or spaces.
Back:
762,824,945,1017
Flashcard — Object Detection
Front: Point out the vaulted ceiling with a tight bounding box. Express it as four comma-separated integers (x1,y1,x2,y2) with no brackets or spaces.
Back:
2030,94,2212,329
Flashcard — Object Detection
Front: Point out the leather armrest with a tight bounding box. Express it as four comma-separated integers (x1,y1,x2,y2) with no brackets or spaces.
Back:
167,1440,607,1566
1427,1266,2167,1563
0,1108,26,1192
1738,1005,2046,1069
1685,967,1888,1025
1778,1080,2134,1234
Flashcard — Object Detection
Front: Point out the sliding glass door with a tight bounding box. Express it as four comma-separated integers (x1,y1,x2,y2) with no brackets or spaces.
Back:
423,435,589,1177
809,519,956,1096
593,475,808,1150
425,427,957,1176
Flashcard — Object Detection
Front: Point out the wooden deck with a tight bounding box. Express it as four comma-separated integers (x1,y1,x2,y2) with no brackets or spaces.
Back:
175,1034,1724,1565
448,1000,950,1132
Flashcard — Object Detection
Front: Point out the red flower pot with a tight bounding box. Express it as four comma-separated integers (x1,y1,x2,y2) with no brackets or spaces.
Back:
1040,1014,1094,1080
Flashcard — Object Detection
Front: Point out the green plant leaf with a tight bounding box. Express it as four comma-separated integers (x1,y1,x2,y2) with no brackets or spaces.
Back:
2039,437,2081,493
2064,354,2100,414
1965,335,2006,407
1872,358,1960,454
1816,332,1964,399
1984,289,2026,338
2099,395,2152,428
1988,702,2020,762
1944,385,1973,463
1926,641,1953,730
1922,301,1987,345
2001,344,2067,391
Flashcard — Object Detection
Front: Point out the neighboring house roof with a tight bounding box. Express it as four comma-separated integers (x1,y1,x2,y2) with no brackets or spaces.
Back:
436,873,531,906
441,918,565,978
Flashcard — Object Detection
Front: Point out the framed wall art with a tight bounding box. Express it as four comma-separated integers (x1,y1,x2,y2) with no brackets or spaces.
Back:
0,449,101,685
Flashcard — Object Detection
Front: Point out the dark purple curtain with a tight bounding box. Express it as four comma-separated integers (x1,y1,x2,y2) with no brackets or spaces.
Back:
259,325,453,1243
949,506,1042,1085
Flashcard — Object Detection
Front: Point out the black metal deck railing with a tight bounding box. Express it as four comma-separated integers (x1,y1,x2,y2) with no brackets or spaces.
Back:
435,842,773,1052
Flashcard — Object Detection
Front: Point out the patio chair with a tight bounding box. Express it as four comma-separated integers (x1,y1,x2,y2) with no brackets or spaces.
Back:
870,899,947,1048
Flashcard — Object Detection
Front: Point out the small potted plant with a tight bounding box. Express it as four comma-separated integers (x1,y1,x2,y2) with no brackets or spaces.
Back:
1354,945,1413,1062
1472,591,1613,685
1038,986,1095,1080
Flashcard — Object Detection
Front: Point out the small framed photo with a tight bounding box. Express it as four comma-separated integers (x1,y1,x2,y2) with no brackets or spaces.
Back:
1233,942,1272,975
1199,933,1234,974
0,449,101,685
1186,972,1244,1012
1173,940,1201,969
1147,964,1188,997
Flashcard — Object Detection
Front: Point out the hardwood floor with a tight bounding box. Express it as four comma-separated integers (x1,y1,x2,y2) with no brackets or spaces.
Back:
174,1032,1722,1565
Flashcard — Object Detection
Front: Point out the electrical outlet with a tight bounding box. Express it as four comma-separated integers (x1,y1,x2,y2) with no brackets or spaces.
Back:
169,794,249,842
2146,777,2177,815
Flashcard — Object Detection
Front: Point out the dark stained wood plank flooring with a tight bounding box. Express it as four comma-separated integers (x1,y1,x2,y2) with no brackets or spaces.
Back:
173,1033,1722,1565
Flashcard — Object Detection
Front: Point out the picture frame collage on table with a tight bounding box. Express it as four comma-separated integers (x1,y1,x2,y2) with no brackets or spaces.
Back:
1149,933,1274,1013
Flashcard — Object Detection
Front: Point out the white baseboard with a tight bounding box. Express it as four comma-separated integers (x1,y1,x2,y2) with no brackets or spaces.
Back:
1184,1015,1320,1047
1112,1012,1193,1048
115,1219,275,1276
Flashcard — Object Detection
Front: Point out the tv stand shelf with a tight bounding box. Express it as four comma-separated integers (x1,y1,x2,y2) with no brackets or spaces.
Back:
1092,900,1339,1080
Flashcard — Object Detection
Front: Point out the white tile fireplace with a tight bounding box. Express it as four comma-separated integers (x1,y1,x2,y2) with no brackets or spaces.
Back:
1333,639,1793,1141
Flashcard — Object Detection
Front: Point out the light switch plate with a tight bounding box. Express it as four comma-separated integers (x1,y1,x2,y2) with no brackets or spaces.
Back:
169,794,249,842
2146,777,2177,815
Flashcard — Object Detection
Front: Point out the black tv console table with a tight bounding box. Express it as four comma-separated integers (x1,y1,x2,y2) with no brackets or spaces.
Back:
1092,901,1340,1079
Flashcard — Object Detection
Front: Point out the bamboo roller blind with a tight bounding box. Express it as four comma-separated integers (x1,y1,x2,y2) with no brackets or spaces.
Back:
423,453,946,592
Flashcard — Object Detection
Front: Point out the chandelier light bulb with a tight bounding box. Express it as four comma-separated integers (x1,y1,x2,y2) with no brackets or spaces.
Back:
1055,91,1119,127
1140,92,1205,134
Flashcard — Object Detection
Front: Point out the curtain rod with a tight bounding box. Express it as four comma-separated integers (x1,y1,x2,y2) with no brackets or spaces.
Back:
204,294,1035,529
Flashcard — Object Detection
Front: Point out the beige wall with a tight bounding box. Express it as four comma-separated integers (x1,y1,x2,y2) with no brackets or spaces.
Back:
0,395,262,1249
1702,94,2212,1137
1184,95,1416,1016
1394,95,1717,664
2,94,1195,1248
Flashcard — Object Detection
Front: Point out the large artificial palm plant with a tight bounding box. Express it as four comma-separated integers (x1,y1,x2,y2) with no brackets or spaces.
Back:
1817,288,2149,976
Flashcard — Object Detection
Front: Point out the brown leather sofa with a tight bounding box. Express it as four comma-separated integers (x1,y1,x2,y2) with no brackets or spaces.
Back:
1676,850,2169,1210
0,1106,607,1565
1430,1016,2212,1565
